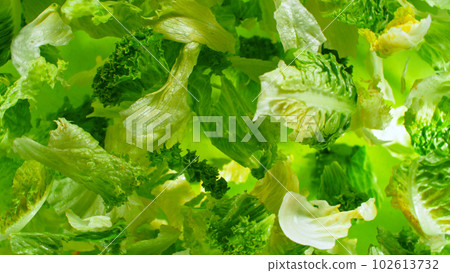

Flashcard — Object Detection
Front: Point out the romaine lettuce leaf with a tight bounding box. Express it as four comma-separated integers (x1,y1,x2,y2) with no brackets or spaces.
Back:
255,50,357,149
0,160,53,240
386,152,450,252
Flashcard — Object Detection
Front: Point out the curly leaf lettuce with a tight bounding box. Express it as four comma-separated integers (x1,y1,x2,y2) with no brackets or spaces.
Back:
404,73,450,156
93,28,183,107
314,0,400,33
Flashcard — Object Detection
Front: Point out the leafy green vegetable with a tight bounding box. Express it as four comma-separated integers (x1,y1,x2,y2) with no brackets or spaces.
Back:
0,160,53,239
0,0,448,257
375,226,431,255
121,42,201,152
189,48,279,177
386,152,450,252
417,13,450,71
149,0,236,53
147,143,229,199
12,119,146,210
49,96,109,147
274,0,326,52
278,191,376,250
313,0,400,33
11,4,73,76
0,0,22,66
208,193,275,254
404,73,449,156
313,144,382,205
318,162,369,211
9,219,127,254
255,50,357,149
61,0,143,39
93,28,182,107
359,6,431,57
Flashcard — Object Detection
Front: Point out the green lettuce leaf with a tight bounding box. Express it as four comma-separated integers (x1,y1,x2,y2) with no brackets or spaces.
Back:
92,28,183,107
0,0,22,66
208,193,275,255
313,144,383,206
255,50,357,149
150,0,236,53
12,118,147,210
126,225,181,255
313,0,400,33
189,53,279,177
278,192,376,250
0,160,53,240
11,4,73,76
274,0,326,52
386,152,450,252
417,14,450,71
404,73,449,156
375,226,431,255
61,0,143,39
121,42,201,152
9,219,127,254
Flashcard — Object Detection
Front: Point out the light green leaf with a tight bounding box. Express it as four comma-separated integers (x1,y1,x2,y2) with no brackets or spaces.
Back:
0,160,53,240
121,42,201,152
274,0,326,52
12,118,145,210
11,4,73,76
255,51,357,149
278,192,376,250
66,209,112,232
151,0,236,53
386,152,450,252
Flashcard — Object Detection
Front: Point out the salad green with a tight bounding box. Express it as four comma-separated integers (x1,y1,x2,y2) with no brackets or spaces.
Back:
0,0,449,255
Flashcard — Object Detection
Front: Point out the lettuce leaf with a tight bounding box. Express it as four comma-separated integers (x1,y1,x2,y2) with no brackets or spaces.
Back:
274,0,326,52
278,191,376,250
0,0,22,66
386,152,450,252
404,73,449,156
12,119,147,210
255,50,357,149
